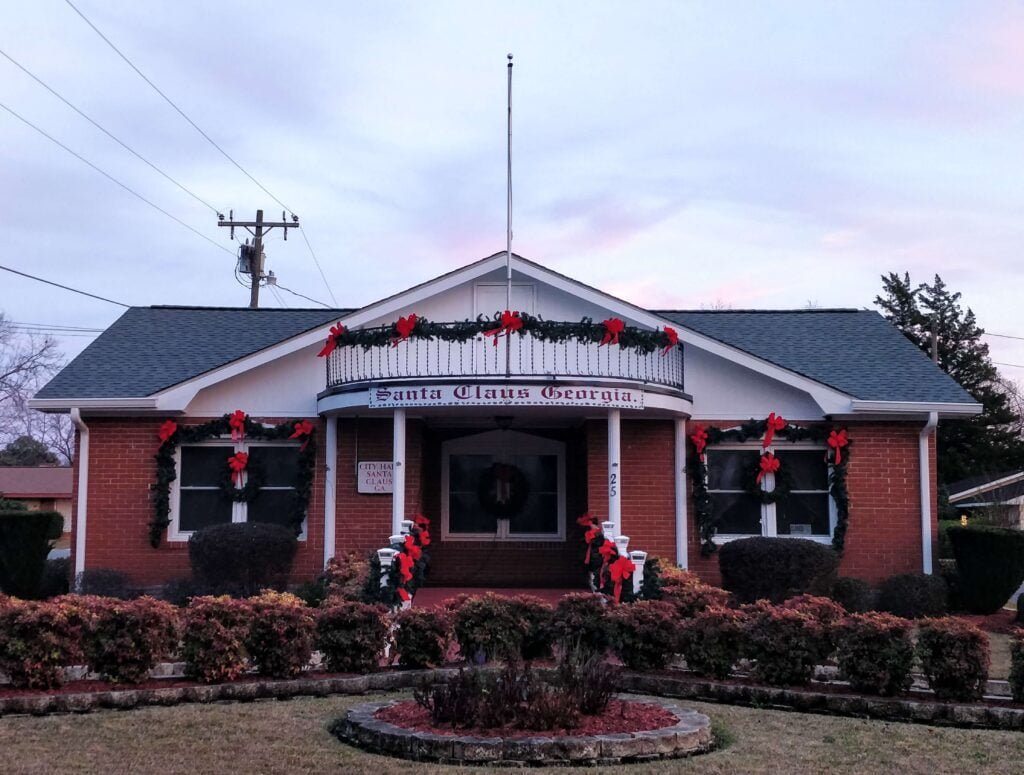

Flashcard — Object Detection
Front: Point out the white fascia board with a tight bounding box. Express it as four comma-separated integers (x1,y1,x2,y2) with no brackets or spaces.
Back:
28,397,160,413
948,471,1024,503
850,400,982,417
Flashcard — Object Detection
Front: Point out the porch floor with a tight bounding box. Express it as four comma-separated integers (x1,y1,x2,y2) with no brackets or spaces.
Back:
412,586,584,609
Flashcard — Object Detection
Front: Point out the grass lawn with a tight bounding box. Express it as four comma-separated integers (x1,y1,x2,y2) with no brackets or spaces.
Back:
3,691,1024,774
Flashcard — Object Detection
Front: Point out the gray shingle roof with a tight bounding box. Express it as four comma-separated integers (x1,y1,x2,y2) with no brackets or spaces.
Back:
657,309,976,403
35,306,349,399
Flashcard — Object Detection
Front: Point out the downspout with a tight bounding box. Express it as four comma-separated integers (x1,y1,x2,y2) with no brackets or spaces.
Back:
70,409,89,581
323,415,337,569
919,411,938,575
674,417,688,568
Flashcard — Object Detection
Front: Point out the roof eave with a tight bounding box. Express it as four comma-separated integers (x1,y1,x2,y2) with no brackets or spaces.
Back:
848,400,982,418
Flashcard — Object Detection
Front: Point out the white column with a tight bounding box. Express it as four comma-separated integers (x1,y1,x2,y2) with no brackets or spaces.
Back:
608,408,622,534
323,415,337,569
392,408,406,536
674,417,689,569
919,412,938,574
70,409,89,580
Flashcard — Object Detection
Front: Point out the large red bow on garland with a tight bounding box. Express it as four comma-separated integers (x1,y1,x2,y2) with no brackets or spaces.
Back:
598,539,617,587
690,424,709,462
609,555,636,603
391,314,418,347
584,526,602,564
397,587,411,602
317,323,346,358
413,515,431,546
763,412,786,449
600,317,625,346
827,429,849,465
576,513,598,528
397,551,414,584
229,410,247,442
227,452,249,484
483,310,524,346
662,326,679,355
289,420,315,451
404,534,423,561
756,452,780,484
158,420,178,444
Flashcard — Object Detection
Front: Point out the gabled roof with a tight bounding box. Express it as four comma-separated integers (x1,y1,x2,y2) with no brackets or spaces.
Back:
658,309,976,404
0,467,73,498
949,470,1024,505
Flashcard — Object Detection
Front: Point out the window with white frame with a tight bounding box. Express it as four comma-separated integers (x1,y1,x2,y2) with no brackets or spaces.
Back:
707,445,833,540
172,441,304,539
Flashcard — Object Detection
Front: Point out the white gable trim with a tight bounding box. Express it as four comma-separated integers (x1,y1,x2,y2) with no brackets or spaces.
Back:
949,471,1024,503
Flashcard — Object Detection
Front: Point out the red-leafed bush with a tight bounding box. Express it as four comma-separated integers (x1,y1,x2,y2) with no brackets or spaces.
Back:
246,591,315,678
834,613,914,696
182,596,252,683
742,601,830,686
916,617,990,701
82,596,180,683
549,593,611,659
0,598,84,688
608,600,679,671
781,594,846,651
506,595,555,661
678,606,748,679
316,602,388,673
658,568,730,617
452,593,528,662
395,608,451,669
1009,629,1024,703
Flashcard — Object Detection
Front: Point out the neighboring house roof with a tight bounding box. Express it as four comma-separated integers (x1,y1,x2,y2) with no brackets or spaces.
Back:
657,309,975,404
0,467,73,499
948,470,1024,506
35,306,350,399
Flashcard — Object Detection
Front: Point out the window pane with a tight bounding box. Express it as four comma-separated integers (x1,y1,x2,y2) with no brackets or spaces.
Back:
510,454,558,492
450,455,492,492
449,492,498,534
509,492,559,534
248,490,300,529
181,446,233,486
707,450,758,491
712,493,761,535
179,491,232,532
776,450,829,491
777,493,831,536
248,446,300,487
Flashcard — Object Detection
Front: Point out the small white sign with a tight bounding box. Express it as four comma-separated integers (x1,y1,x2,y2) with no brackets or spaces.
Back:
358,461,394,494
368,383,644,410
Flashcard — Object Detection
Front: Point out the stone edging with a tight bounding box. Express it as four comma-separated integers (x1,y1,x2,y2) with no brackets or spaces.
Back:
330,697,713,766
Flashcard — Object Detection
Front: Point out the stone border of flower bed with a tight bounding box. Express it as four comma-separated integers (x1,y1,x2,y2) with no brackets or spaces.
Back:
330,697,713,766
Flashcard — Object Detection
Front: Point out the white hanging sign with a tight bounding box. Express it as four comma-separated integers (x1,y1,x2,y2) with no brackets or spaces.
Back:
368,383,644,410
357,461,394,494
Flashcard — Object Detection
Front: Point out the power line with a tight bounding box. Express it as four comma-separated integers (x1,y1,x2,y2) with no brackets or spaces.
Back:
0,100,233,255
0,263,130,307
10,321,105,332
276,283,331,308
0,46,221,215
984,332,1024,342
995,362,1024,370
299,229,339,306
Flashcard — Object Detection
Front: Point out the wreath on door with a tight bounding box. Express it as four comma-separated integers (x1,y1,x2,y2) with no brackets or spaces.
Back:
477,462,530,518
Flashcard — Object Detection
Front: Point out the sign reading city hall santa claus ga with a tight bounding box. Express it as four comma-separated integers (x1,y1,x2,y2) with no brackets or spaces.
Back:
368,383,645,410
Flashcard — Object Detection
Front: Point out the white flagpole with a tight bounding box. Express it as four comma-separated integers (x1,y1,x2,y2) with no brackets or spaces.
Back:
505,53,513,313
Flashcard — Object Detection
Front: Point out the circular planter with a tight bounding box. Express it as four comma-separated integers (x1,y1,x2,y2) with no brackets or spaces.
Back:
331,697,713,766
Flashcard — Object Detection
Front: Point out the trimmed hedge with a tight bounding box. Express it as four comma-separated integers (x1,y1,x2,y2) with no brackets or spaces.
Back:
549,593,611,659
678,606,747,679
876,573,947,619
506,595,555,661
829,576,873,613
916,617,990,701
395,608,450,669
948,525,1024,614
0,597,84,688
246,591,315,678
1009,630,1024,704
182,596,252,683
834,613,914,696
0,510,63,599
316,602,389,673
451,593,529,662
188,522,297,597
608,600,679,671
742,600,831,686
719,537,839,603
657,568,730,617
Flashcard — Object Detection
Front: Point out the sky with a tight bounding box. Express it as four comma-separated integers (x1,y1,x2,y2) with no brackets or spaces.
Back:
1,0,1022,383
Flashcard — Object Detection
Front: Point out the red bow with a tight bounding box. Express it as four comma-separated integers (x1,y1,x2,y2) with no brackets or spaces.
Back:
158,420,178,444
576,513,598,528
289,420,315,451
763,412,786,448
690,425,709,461
317,323,346,358
414,514,431,528
227,452,249,484
397,551,414,583
756,452,780,484
600,317,625,346
662,326,679,355
418,529,431,547
229,410,247,442
404,534,422,561
584,526,601,564
827,429,849,465
391,314,418,346
483,310,524,346
609,556,636,603
397,587,410,602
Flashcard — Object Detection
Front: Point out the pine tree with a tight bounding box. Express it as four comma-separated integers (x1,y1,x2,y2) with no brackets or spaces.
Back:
875,272,1024,484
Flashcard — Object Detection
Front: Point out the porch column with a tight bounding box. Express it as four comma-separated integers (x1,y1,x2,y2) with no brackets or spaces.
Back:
608,409,621,534
674,417,689,569
392,408,406,536
323,415,337,569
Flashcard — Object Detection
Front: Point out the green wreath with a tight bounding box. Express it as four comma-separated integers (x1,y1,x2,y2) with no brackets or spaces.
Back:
477,463,530,518
743,454,793,505
217,456,266,502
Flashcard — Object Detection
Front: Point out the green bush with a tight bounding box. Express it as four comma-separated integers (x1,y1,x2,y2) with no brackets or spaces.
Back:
82,596,180,683
829,577,873,613
316,602,388,673
742,601,831,686
916,617,990,701
395,608,450,669
549,593,610,659
1017,593,1024,625
719,537,839,603
948,525,1024,614
245,591,315,678
834,613,914,696
657,567,730,616
0,510,63,598
188,522,297,597
678,607,747,679
452,593,528,662
181,596,252,683
75,568,136,599
1008,630,1024,703
608,600,679,671
506,595,555,661
876,573,947,619
0,598,84,688
40,557,70,599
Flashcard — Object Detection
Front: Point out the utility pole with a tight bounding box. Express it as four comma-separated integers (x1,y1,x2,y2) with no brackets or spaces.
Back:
218,209,299,307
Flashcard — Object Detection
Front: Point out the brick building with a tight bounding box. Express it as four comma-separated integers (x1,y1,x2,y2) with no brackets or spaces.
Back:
31,253,979,590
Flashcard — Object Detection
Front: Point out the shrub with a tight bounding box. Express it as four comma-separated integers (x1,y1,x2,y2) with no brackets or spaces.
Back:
181,596,252,683
316,602,388,673
452,593,527,662
876,573,947,619
322,552,371,604
658,568,730,617
507,595,555,660
158,577,204,607
742,601,830,686
245,591,315,678
781,594,846,651
834,613,914,696
0,510,63,598
1018,593,1024,625
549,593,610,659
40,557,71,599
719,537,839,604
608,600,679,671
1010,630,1024,703
829,576,873,613
678,607,747,679
188,522,297,597
395,608,450,669
82,597,180,683
0,599,83,688
75,568,136,599
948,525,1024,614
916,617,990,701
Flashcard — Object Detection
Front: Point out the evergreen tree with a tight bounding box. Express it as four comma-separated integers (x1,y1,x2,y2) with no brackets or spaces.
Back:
875,272,1024,484
0,435,59,467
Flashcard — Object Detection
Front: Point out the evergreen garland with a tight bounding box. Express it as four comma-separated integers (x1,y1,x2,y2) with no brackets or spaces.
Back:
150,414,317,548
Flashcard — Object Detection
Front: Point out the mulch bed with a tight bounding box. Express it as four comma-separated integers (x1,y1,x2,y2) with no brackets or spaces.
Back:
375,698,677,738
957,609,1020,635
